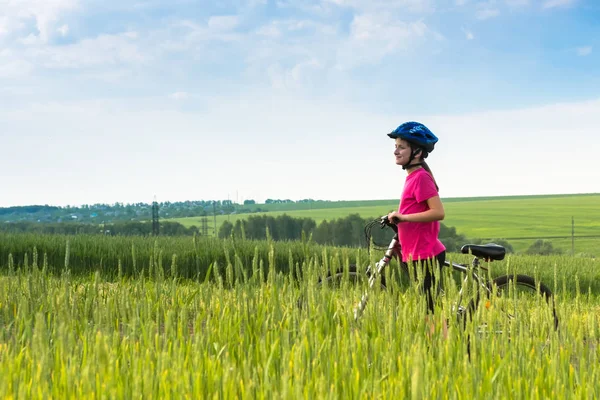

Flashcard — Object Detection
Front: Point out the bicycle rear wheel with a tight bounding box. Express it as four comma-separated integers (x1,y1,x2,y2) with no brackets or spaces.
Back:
480,274,558,337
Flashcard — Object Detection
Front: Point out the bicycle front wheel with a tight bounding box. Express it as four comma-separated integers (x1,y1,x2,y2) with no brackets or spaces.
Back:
318,265,387,290
483,274,558,336
296,265,386,310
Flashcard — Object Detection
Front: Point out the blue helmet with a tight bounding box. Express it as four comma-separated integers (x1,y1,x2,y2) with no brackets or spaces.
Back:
387,121,438,153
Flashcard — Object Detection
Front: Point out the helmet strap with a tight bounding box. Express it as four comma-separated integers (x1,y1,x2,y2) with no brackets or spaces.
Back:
401,147,423,170
402,162,423,170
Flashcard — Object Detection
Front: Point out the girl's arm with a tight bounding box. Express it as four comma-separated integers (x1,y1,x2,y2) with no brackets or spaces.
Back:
388,196,445,223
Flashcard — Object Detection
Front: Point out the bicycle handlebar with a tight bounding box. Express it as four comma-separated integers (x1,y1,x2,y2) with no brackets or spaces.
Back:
379,215,399,233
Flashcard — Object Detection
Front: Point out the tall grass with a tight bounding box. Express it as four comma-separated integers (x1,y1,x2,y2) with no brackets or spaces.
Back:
0,232,368,283
0,253,598,397
0,233,598,397
1,232,598,293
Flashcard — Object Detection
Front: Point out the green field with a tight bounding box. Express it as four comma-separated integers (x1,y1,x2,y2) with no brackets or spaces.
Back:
2,197,597,397
170,193,600,255
0,233,598,397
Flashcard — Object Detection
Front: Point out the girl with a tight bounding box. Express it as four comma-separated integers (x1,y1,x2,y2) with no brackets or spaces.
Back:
386,121,446,315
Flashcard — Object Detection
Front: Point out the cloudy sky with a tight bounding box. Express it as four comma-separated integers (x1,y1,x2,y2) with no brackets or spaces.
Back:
1,0,599,207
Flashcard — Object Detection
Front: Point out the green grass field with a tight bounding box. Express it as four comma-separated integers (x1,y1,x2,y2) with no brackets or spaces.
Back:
170,193,600,255
0,233,598,397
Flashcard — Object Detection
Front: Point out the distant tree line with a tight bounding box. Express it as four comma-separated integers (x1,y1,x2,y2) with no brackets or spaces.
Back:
523,239,562,256
218,214,565,255
0,205,61,216
0,200,245,224
264,198,316,204
218,213,478,252
0,198,345,225
218,215,316,241
3,213,562,255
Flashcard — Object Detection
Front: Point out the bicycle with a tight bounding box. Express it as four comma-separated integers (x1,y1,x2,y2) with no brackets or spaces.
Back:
318,215,559,335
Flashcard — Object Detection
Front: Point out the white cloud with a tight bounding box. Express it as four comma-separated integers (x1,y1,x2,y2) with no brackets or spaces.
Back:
542,0,576,9
1,24,147,82
247,12,440,81
169,91,190,100
476,6,500,20
30,31,145,68
323,0,435,13
256,24,281,38
0,16,11,37
576,46,592,56
57,24,69,37
0,15,26,41
19,33,42,46
239,19,341,90
246,0,268,6
0,0,79,43
462,27,474,40
336,13,433,67
160,19,243,53
276,0,332,15
207,15,239,31
458,0,529,10
505,0,529,6
255,19,335,40
268,58,323,89
3,12,243,78
0,51,33,78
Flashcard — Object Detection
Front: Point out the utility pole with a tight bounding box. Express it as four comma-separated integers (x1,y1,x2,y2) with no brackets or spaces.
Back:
213,201,217,236
152,196,159,236
201,215,208,236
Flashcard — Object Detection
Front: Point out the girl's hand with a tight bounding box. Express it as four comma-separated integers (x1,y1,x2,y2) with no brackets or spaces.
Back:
387,212,403,224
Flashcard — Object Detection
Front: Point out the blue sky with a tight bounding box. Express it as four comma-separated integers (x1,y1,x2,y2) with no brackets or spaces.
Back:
1,0,599,207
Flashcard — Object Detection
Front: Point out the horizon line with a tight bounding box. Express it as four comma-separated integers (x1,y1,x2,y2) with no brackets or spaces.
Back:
2,192,599,209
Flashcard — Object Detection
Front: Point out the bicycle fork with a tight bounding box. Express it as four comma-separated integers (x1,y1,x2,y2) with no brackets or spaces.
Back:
354,243,396,321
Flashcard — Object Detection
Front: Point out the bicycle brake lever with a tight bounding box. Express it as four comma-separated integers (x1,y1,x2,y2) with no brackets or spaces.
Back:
380,215,389,228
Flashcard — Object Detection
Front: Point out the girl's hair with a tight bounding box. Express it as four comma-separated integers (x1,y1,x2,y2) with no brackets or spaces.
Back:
421,159,439,192
409,144,440,192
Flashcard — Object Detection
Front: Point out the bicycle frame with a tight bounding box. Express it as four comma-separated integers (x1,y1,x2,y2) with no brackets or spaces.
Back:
355,216,495,320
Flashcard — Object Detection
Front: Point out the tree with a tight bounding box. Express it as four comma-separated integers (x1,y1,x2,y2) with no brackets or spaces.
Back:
243,200,256,205
219,220,234,238
526,240,562,256
439,224,467,252
313,220,332,244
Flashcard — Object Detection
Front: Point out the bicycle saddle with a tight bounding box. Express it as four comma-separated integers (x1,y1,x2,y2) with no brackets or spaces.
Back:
460,243,506,261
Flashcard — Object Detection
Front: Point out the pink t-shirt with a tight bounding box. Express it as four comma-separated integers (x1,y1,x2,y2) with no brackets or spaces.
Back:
397,168,446,262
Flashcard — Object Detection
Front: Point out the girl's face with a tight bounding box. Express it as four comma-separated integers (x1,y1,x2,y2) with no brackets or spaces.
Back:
394,138,415,166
